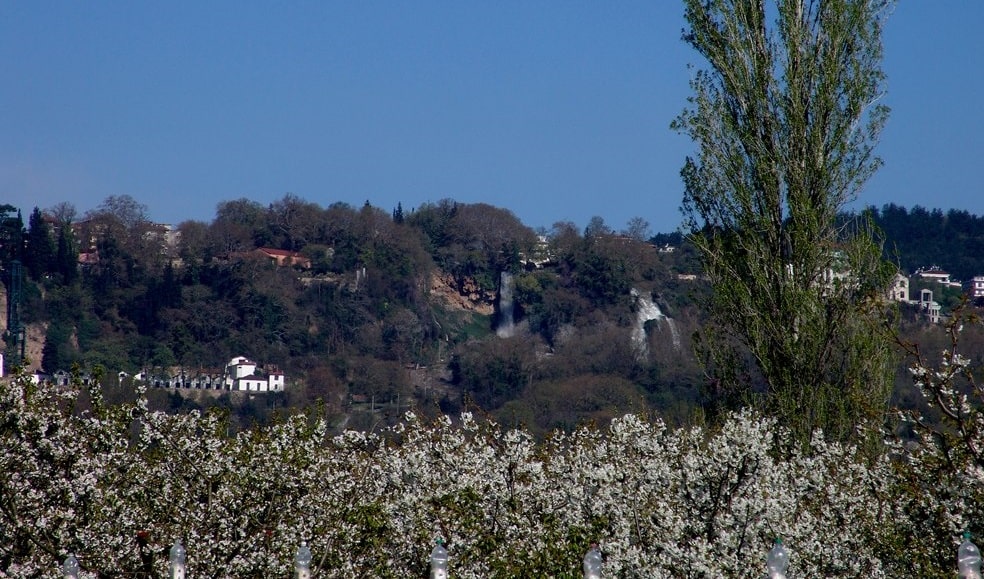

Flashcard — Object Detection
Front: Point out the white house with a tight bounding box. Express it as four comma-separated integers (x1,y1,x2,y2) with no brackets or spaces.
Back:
916,267,951,284
971,275,984,299
227,356,257,381
224,356,284,392
915,266,963,289
919,288,942,324
887,273,909,302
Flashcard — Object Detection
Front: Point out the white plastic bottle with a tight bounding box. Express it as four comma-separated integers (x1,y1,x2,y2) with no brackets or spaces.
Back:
169,539,186,579
295,541,313,579
959,531,982,578
430,538,448,579
62,554,80,579
766,537,789,579
583,543,602,579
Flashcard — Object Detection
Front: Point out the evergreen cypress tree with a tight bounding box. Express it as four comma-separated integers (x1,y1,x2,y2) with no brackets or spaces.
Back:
25,207,56,280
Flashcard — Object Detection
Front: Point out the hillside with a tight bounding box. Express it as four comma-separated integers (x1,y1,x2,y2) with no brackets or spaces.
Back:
0,197,707,435
2,198,983,434
866,203,984,283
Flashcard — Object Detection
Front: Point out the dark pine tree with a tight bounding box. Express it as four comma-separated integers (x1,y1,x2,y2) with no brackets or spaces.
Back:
56,226,79,285
25,207,56,280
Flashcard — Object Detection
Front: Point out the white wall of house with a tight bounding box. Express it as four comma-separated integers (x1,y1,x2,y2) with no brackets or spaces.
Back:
236,377,268,392
889,274,909,302
227,357,257,379
916,269,951,284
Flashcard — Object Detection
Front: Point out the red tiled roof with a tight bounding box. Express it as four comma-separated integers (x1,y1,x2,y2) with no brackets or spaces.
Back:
257,247,300,258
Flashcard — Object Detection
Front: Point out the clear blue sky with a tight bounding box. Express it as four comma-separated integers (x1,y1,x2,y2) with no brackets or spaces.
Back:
1,2,981,235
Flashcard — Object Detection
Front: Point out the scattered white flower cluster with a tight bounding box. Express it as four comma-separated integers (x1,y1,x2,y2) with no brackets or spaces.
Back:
898,327,984,575
0,358,976,577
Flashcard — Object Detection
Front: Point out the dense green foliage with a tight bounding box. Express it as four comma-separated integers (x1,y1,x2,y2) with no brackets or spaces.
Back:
866,203,984,283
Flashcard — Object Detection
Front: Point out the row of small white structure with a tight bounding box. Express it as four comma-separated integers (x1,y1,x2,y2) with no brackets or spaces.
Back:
132,356,286,393
56,533,984,578
14,356,287,393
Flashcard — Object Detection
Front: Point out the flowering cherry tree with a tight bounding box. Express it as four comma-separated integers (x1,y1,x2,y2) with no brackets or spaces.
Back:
0,362,969,577
891,310,984,576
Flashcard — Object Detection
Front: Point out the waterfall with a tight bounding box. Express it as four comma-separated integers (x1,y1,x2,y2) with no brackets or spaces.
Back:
664,317,681,351
631,288,681,359
497,271,516,338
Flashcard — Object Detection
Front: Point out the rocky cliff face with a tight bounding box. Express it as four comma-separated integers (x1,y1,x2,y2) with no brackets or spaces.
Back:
0,286,45,372
428,272,495,315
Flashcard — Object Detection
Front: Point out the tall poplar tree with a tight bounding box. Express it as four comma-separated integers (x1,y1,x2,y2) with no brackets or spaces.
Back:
674,0,897,443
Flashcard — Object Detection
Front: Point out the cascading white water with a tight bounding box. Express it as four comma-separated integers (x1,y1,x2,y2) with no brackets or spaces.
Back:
497,271,516,338
630,289,662,349
630,288,681,359
664,317,681,351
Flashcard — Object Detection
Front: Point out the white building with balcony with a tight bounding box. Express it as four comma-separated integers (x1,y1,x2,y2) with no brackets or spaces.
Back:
224,356,284,392
971,275,984,299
